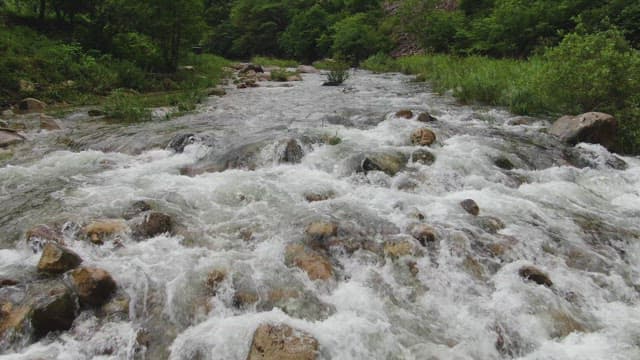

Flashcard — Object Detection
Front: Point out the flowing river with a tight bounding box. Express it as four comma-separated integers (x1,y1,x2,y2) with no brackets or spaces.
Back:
1,71,640,359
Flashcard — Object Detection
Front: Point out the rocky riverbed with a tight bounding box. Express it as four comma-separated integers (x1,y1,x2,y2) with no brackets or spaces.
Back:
1,70,639,359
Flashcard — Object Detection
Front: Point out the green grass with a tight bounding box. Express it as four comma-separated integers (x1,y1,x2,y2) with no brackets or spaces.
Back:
362,51,640,154
270,69,300,81
250,56,298,68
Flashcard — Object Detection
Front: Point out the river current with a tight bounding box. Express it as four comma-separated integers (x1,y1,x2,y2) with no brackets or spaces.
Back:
1,71,639,359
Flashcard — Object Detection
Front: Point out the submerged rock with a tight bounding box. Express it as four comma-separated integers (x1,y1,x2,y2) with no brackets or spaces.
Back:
167,133,197,153
131,212,172,239
247,324,319,360
383,240,417,258
409,224,436,246
83,219,129,245
285,244,333,281
475,216,506,234
411,149,435,165
519,266,553,287
26,224,63,252
361,152,408,176
395,110,413,119
417,112,438,122
281,139,304,163
460,199,480,216
410,128,436,146
305,222,338,244
0,129,25,148
494,156,515,170
304,191,335,202
550,112,617,150
69,267,117,307
37,243,82,274
123,200,153,220
39,116,61,131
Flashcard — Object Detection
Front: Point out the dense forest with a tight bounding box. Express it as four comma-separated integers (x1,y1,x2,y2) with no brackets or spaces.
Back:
1,0,639,151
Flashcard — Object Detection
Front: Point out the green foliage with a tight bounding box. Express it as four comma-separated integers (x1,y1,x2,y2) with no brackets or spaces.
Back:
251,56,298,68
270,69,299,82
324,61,350,85
330,13,388,66
103,90,152,123
279,4,330,62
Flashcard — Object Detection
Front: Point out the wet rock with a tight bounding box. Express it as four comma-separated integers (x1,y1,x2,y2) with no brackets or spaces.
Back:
547,309,586,338
494,156,515,170
123,200,153,220
281,139,304,163
417,112,437,122
39,115,61,131
26,224,63,251
463,256,485,280
287,74,303,82
0,129,25,148
475,216,506,234
0,279,18,287
550,112,617,150
207,87,226,96
247,324,319,360
411,149,435,165
410,128,436,146
69,267,117,307
409,224,436,246
131,212,172,239
0,302,30,339
88,109,106,117
232,290,260,308
0,111,12,120
305,222,338,245
304,191,335,202
83,219,129,245
285,244,333,281
100,291,130,320
518,266,553,287
239,63,264,74
37,243,82,274
383,240,416,258
205,269,227,296
361,152,408,176
167,133,197,153
30,284,78,339
395,110,413,119
18,98,46,113
297,65,319,74
460,199,480,216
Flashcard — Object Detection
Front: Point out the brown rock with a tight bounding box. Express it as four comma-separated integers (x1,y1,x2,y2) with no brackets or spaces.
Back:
281,139,304,163
518,266,553,287
132,212,172,238
305,222,337,240
410,128,436,146
70,267,117,307
409,224,436,246
286,74,303,82
101,292,130,320
122,200,152,220
476,216,505,234
285,244,333,281
30,284,77,339
205,269,227,296
395,110,413,119
18,98,47,113
83,219,129,245
460,199,479,216
37,243,82,274
0,302,30,338
361,152,408,176
0,279,18,287
247,324,319,360
411,149,435,165
304,191,335,202
383,240,415,258
297,65,319,74
39,115,61,131
417,112,437,122
0,129,25,148
26,224,63,251
550,112,617,150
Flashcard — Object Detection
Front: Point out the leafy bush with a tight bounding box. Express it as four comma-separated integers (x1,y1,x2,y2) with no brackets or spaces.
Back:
103,90,152,123
270,69,299,82
251,56,298,68
323,62,350,85
331,14,388,66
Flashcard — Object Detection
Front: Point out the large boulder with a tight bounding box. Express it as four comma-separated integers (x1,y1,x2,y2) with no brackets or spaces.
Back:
550,112,617,150
18,98,47,113
0,129,25,148
37,243,82,274
460,199,480,216
297,65,319,74
30,284,78,339
167,133,197,153
69,267,117,307
285,244,333,281
281,139,304,164
360,152,408,176
83,219,129,245
39,115,61,131
247,324,319,360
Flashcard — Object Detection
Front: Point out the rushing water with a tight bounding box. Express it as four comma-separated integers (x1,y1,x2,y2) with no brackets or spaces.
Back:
1,71,640,359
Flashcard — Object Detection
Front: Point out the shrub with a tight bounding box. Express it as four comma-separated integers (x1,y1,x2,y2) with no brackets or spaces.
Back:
323,61,350,86
103,90,152,123
331,14,388,66
270,69,299,82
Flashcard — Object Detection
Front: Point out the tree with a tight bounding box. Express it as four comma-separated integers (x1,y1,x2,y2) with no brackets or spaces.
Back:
331,13,387,65
279,4,330,62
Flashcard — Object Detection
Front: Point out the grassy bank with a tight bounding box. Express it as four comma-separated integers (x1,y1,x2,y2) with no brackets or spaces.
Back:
0,24,230,121
362,30,640,154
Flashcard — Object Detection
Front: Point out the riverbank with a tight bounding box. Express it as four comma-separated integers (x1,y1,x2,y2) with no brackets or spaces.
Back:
362,31,640,154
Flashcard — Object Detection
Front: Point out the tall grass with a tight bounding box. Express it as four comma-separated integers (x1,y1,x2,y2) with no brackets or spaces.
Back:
250,56,298,68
